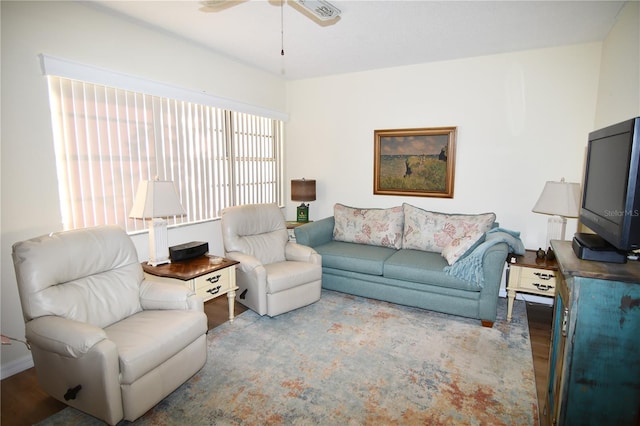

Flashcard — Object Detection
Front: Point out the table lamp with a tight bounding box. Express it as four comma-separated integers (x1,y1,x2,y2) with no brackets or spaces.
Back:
532,178,581,252
291,178,316,222
129,179,186,266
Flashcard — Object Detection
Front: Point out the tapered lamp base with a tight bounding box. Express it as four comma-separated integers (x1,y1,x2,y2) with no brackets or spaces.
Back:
148,218,171,266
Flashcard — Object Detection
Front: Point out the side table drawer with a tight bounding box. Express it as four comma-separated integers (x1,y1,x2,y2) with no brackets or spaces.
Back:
194,266,233,299
517,266,557,295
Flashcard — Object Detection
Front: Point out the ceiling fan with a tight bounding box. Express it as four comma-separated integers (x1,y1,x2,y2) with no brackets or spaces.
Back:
199,0,341,22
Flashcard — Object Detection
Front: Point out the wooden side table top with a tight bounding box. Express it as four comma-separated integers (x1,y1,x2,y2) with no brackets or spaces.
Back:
509,249,558,271
142,256,239,281
286,221,312,229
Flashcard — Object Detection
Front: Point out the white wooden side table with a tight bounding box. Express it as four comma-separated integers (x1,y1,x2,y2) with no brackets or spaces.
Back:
143,255,240,321
506,249,558,321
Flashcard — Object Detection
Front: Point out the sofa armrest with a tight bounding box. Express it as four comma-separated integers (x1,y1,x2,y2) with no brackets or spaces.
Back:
480,242,509,295
285,242,322,265
140,280,203,312
475,242,508,324
225,251,268,291
294,216,335,247
226,250,268,314
26,316,107,358
225,251,263,272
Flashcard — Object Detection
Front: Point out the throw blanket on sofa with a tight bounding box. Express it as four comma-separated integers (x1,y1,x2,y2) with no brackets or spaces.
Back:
444,228,525,288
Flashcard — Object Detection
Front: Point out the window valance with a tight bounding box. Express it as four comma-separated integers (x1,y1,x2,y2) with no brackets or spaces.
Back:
39,54,288,122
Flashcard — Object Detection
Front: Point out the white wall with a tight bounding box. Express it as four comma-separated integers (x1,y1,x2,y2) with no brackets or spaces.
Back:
285,43,602,250
594,1,640,128
0,1,286,378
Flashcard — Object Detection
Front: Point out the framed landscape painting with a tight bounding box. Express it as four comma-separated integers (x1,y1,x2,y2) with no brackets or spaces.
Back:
373,127,456,198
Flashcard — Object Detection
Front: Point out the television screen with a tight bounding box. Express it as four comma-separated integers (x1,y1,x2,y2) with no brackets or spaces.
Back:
582,133,631,227
579,117,640,253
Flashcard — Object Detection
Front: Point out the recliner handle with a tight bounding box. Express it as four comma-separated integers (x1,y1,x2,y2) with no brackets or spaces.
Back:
64,384,82,400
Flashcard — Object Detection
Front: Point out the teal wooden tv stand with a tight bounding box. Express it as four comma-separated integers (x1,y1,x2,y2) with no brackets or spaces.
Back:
546,240,640,425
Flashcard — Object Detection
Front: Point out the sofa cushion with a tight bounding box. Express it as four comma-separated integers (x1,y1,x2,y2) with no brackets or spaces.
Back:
402,203,496,253
264,261,322,294
333,204,404,249
313,241,397,276
383,249,482,292
105,309,207,384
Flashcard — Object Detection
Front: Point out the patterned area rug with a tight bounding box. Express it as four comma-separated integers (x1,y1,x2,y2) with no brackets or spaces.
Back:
39,290,538,425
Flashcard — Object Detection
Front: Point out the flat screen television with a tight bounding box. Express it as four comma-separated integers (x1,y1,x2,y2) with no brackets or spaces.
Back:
576,116,640,261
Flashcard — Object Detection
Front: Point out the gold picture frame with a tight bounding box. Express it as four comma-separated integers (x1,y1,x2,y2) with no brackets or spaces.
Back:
373,127,456,198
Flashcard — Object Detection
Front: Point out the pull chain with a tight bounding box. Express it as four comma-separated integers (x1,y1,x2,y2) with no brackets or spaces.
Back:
281,0,285,56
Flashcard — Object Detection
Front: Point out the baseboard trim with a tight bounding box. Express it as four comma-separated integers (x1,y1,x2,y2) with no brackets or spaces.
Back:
1,354,34,380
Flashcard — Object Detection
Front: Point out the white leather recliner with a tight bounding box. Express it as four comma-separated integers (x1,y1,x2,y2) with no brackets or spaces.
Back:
220,203,322,317
11,225,208,425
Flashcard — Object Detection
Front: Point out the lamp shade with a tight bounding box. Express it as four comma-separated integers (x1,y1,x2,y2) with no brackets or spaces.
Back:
532,179,581,218
129,180,186,219
291,179,316,202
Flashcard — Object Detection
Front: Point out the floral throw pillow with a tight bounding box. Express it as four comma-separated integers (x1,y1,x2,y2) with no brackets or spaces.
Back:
333,204,404,249
402,203,496,255
441,230,486,265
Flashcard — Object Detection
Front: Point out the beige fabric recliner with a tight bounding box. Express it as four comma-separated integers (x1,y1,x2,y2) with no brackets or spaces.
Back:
220,203,322,317
11,225,208,425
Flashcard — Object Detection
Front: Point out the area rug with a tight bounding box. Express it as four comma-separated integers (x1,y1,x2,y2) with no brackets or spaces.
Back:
38,290,538,425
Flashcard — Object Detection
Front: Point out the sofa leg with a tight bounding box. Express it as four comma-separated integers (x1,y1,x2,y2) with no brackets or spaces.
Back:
481,320,494,328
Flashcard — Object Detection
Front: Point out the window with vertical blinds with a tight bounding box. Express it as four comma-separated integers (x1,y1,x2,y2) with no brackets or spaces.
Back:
47,76,283,232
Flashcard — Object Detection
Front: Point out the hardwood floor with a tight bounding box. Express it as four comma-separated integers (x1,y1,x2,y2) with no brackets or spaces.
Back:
203,296,248,332
526,301,554,426
1,298,552,426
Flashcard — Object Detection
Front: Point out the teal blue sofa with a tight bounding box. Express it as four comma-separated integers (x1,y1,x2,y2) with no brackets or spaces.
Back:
295,215,511,327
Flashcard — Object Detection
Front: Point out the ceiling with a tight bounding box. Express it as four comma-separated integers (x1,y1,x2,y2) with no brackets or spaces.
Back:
91,0,626,80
